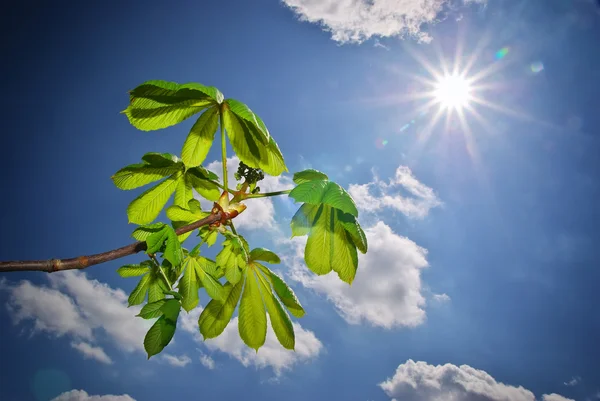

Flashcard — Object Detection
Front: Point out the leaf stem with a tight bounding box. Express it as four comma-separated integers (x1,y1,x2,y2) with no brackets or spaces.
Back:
229,221,238,236
219,109,228,192
150,254,173,291
246,189,291,199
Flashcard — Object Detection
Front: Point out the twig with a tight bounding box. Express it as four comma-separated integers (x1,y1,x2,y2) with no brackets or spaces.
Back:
0,212,223,274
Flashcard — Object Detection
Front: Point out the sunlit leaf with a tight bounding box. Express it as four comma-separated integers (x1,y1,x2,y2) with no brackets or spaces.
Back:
225,99,269,144
128,273,151,306
125,80,223,131
181,106,220,167
137,299,167,319
145,225,184,267
256,270,295,349
258,264,305,318
238,269,267,351
127,171,182,224
179,258,200,312
249,248,280,264
289,179,358,217
194,260,225,301
198,281,243,339
174,175,194,208
292,169,329,185
117,264,150,278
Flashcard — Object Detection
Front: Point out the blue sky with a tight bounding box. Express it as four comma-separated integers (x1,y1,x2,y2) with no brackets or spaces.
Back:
1,1,599,400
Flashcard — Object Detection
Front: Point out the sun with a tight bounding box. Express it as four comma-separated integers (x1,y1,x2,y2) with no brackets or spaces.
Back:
433,74,472,110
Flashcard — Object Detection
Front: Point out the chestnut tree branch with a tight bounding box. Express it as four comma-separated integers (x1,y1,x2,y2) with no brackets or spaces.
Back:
0,212,223,274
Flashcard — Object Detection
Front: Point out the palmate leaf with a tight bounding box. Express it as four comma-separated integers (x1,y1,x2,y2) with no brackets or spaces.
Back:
249,248,280,264
179,257,200,312
111,152,182,190
256,270,295,350
289,178,368,285
137,299,167,319
225,98,270,144
238,268,267,351
143,298,181,358
174,175,194,208
289,179,358,217
293,169,329,185
145,225,184,267
198,281,244,339
124,80,223,132
216,237,249,285
181,106,220,167
127,171,182,224
117,263,151,278
257,264,305,318
222,103,287,176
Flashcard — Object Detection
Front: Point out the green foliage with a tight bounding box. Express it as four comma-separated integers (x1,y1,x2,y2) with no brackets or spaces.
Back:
289,176,368,284
112,80,367,357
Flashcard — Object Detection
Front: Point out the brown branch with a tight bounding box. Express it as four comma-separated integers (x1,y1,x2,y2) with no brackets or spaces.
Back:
0,212,223,274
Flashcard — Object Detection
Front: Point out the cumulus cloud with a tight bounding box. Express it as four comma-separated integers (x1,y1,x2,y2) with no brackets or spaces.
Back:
379,360,573,401
162,353,192,367
2,271,151,364
349,165,441,219
204,156,294,231
50,389,136,401
281,0,480,44
288,221,429,328
70,342,113,364
180,307,323,376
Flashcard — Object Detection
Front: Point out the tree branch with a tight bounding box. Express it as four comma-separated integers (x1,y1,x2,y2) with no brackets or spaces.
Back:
0,212,223,274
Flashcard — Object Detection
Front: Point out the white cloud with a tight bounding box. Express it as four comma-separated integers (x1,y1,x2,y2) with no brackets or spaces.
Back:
543,395,575,401
180,307,322,376
563,376,581,387
379,359,573,401
2,271,151,364
282,0,477,44
432,293,451,303
5,280,93,340
199,352,216,370
288,221,429,328
162,353,192,367
349,165,442,219
70,342,113,364
50,389,136,401
204,156,294,231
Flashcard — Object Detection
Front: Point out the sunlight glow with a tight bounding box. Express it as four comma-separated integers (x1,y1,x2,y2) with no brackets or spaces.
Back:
434,74,472,110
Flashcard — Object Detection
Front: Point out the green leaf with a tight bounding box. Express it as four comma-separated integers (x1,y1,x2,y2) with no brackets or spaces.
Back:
141,153,180,167
293,169,329,185
260,265,305,318
290,203,319,237
117,264,150,278
338,211,368,254
163,290,182,300
137,299,167,319
289,180,358,217
194,260,225,301
166,205,209,223
256,270,295,350
249,248,281,264
302,205,359,284
131,223,166,241
179,258,200,312
143,299,180,358
127,171,181,224
112,164,181,190
188,165,219,181
222,107,286,176
181,106,220,167
174,175,194,208
198,281,243,339
225,99,269,144
197,256,223,279
147,268,169,303
128,273,151,306
125,80,223,131
238,269,267,351
146,225,184,267
187,171,220,202
216,239,248,285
